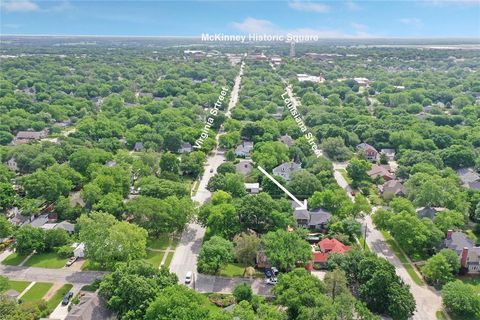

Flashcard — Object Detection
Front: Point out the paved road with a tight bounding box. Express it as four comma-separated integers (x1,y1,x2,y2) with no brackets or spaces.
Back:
170,62,253,293
0,264,104,285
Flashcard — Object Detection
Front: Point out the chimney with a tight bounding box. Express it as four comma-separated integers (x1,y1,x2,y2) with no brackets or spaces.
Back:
447,230,453,240
461,247,469,268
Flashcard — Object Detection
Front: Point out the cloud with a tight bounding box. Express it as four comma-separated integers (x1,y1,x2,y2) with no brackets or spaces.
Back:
288,0,330,13
231,17,277,34
399,18,423,28
1,0,39,12
231,17,376,39
346,1,361,11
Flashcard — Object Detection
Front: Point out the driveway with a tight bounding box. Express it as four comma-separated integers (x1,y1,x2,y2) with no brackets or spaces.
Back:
195,274,272,297
49,283,83,320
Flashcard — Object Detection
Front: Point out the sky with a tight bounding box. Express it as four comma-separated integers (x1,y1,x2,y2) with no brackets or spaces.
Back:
1,0,479,38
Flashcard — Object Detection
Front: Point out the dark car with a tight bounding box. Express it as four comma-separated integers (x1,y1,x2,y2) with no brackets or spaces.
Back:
62,292,74,305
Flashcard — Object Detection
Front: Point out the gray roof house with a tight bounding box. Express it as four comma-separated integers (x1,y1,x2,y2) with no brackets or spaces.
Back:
380,179,405,196
380,148,396,161
235,160,254,175
279,135,294,147
65,292,114,320
294,207,332,230
245,183,261,194
178,142,193,154
457,168,480,190
416,207,446,220
55,221,76,233
356,143,379,161
444,230,480,274
235,141,254,158
272,162,301,181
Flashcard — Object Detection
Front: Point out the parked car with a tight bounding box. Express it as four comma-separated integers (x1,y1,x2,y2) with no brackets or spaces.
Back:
62,292,74,305
264,277,277,285
185,271,192,284
271,267,279,276
66,256,77,267
209,168,214,173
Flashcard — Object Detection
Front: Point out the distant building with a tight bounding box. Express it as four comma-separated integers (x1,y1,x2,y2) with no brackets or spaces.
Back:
133,142,144,152
6,157,18,172
444,230,480,274
289,42,295,58
271,56,282,65
235,160,254,175
279,134,294,147
356,143,379,161
297,74,325,83
367,164,395,181
353,77,370,87
272,162,301,181
245,183,261,194
304,53,342,61
12,129,48,145
235,141,254,158
178,142,193,154
457,168,480,190
416,207,447,220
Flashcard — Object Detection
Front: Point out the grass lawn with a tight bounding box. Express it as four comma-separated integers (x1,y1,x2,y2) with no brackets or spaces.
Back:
21,282,53,302
219,263,263,278
7,280,31,293
171,236,180,250
2,252,28,266
24,252,69,269
147,235,171,250
46,284,73,310
164,252,174,268
339,169,353,185
381,230,424,286
358,236,370,252
81,260,111,271
436,310,447,320
143,249,164,267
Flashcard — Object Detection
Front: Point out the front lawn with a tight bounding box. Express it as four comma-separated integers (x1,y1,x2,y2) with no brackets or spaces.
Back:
21,282,53,302
147,235,171,250
24,252,69,269
8,280,31,293
164,252,174,268
46,284,73,310
80,260,112,271
381,230,424,286
2,252,27,266
143,250,164,267
219,263,262,278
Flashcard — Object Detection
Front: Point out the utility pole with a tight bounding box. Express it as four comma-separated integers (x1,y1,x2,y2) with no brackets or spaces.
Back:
363,224,368,250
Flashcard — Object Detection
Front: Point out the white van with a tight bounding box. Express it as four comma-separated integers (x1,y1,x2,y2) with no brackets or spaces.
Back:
185,271,192,284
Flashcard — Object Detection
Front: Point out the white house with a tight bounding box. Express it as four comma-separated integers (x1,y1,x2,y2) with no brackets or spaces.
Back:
72,242,85,258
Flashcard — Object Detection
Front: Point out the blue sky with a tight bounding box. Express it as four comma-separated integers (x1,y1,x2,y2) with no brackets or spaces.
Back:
1,0,479,38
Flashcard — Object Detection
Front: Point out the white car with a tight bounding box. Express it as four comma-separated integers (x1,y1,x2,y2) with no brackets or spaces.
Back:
185,271,193,284
264,277,277,285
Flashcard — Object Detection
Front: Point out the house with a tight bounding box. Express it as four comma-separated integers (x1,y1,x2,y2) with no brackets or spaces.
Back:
72,242,85,258
234,141,254,158
297,74,325,83
457,168,480,190
245,183,261,194
8,207,29,225
271,56,283,65
272,162,302,181
353,77,370,87
356,143,378,161
29,214,49,228
6,157,18,172
12,129,48,145
133,142,144,152
416,207,447,220
380,179,405,197
55,221,76,234
279,135,294,147
380,149,396,161
294,207,332,230
367,164,395,181
312,238,351,266
444,230,480,274
177,142,193,154
235,160,253,175
65,291,114,320
106,160,117,167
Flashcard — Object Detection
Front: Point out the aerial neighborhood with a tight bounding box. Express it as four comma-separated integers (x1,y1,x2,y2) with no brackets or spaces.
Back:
0,5,480,320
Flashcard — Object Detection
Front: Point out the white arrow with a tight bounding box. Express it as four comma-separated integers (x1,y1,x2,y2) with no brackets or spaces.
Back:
257,166,308,210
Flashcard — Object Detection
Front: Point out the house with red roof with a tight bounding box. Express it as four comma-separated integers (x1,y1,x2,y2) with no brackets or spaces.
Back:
311,238,351,268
